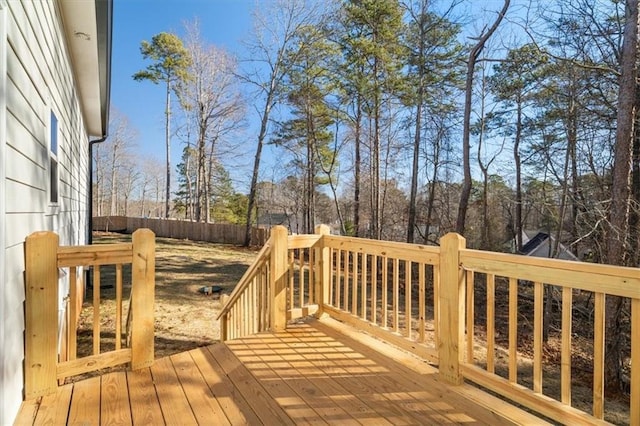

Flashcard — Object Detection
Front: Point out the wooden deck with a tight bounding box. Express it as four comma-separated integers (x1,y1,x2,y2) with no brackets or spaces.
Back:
15,318,549,425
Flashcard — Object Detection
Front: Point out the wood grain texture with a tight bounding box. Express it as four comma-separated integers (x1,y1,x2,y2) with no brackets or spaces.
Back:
68,376,100,425
101,372,132,425
24,231,59,399
127,368,164,425
131,229,155,369
438,233,466,385
16,319,551,426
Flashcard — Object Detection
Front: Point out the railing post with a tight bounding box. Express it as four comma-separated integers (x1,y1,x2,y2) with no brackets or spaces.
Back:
24,231,59,398
314,224,331,318
438,232,466,385
131,228,155,370
270,225,288,331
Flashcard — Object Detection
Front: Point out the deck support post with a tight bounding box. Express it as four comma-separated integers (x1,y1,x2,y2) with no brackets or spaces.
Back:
270,226,288,331
131,228,156,370
314,225,331,318
24,231,59,398
438,232,466,385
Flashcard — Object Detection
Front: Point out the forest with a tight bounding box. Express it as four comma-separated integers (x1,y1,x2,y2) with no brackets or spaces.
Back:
93,0,640,269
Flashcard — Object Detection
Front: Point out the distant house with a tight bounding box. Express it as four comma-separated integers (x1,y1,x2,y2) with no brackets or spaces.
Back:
0,1,112,423
518,231,579,261
258,212,290,228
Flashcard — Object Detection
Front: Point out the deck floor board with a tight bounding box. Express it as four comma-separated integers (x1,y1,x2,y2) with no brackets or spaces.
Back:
15,318,550,425
151,356,198,425
100,371,132,425
126,368,164,425
67,375,100,425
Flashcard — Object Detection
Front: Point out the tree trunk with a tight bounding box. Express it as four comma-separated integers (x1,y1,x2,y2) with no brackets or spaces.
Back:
140,181,147,218
165,80,172,219
605,0,638,395
109,138,118,216
456,0,510,235
630,110,640,266
514,101,523,252
423,123,442,245
354,97,362,237
568,76,580,252
305,100,315,234
407,100,423,244
244,98,272,246
372,59,381,240
185,148,194,220
206,142,216,224
320,119,347,235
196,127,206,222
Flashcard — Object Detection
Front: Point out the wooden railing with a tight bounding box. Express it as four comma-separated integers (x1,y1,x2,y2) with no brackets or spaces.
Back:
320,233,441,364
286,226,328,321
218,237,273,340
218,226,328,340
218,226,638,424
24,229,155,399
459,243,640,425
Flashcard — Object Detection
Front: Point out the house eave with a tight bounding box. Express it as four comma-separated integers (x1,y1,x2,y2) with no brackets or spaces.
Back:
59,0,112,139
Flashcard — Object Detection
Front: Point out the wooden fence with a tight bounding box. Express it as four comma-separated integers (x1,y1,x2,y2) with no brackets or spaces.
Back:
92,216,268,246
219,225,639,425
24,229,155,398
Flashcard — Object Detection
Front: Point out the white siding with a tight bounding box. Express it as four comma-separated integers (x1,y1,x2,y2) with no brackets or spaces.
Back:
0,1,7,423
2,1,91,423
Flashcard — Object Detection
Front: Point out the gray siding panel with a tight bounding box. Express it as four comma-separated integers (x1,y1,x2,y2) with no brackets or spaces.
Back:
0,1,7,423
4,179,46,213
2,0,92,423
5,144,46,190
5,109,47,168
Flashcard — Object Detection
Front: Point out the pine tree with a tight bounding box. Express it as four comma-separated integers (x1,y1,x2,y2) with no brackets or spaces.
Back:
133,33,191,218
339,0,405,239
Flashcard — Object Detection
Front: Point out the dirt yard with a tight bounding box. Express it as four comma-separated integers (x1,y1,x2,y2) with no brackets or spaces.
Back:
78,232,257,360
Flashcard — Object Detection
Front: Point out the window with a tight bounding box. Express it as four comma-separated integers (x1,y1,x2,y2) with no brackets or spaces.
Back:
50,111,59,204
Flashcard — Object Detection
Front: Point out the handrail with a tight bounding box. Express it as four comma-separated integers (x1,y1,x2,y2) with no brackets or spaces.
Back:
461,248,640,298
57,243,134,266
216,239,272,321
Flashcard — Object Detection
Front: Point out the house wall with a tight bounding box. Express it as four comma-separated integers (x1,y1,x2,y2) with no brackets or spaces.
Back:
2,1,90,423
0,1,8,422
528,238,579,261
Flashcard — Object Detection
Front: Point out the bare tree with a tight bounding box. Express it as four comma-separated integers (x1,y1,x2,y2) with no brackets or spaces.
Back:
138,158,163,217
179,20,245,223
475,55,504,250
94,109,138,217
120,159,140,216
456,0,510,235
240,0,322,245
318,116,348,235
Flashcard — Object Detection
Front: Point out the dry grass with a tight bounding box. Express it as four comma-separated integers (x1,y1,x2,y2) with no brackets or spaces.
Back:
77,232,257,361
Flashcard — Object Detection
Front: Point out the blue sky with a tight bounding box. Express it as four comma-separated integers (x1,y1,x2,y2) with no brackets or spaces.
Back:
111,0,257,187
110,0,520,192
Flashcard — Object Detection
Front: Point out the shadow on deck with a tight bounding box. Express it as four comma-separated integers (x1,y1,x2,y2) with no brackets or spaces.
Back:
15,318,548,425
